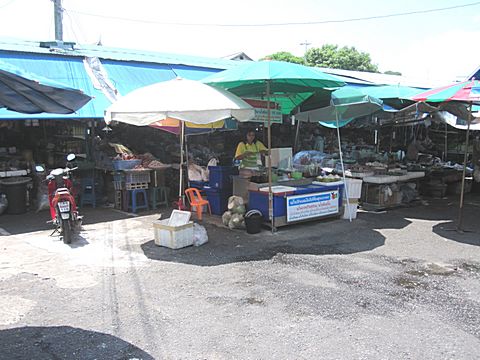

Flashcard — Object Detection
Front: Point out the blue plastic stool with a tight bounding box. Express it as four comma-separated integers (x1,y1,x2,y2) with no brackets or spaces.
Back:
127,189,149,213
80,177,96,208
149,186,168,209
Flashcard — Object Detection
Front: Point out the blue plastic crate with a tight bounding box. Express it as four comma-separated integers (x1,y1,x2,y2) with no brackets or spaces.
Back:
208,166,238,189
112,159,142,170
189,180,208,190
204,187,231,215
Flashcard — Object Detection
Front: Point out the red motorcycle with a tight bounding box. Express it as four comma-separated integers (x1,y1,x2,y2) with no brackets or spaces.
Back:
41,154,82,244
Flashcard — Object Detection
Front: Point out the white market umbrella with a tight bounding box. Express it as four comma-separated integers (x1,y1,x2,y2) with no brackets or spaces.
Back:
104,77,254,125
104,78,255,208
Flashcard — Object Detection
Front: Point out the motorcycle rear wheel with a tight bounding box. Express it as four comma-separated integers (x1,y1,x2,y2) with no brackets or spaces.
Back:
61,218,72,244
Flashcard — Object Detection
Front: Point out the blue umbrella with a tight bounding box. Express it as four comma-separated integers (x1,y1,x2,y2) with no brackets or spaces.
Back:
0,60,91,114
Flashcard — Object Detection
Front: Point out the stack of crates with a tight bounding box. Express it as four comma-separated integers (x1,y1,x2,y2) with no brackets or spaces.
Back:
205,166,237,215
112,171,125,209
124,169,151,190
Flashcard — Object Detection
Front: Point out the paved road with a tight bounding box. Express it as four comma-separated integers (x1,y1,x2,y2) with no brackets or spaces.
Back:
0,196,479,359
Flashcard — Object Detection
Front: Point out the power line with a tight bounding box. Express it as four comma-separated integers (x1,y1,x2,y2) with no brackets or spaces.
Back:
63,1,480,27
0,0,17,9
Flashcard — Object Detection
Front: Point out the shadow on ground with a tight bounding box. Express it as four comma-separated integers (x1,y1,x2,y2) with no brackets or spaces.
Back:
141,217,386,266
361,193,480,236
433,221,480,247
0,326,154,360
0,207,158,235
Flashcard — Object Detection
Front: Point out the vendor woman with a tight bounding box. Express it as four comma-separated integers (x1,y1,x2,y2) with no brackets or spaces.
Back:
235,128,268,168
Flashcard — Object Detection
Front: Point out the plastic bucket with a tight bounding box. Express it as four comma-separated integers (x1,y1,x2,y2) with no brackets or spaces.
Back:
245,210,263,234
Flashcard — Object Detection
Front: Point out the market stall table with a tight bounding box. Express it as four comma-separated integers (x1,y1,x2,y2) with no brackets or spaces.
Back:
360,171,425,210
248,178,344,229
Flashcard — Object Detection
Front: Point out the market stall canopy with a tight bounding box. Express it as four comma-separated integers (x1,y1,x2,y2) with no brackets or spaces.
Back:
412,79,480,104
359,84,424,110
295,86,383,127
104,78,255,126
202,60,345,115
412,79,480,231
149,117,237,135
0,60,92,114
411,79,480,123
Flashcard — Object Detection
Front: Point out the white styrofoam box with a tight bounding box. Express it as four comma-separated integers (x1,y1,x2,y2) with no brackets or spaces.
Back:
342,202,358,220
344,178,363,199
153,219,194,249
268,148,293,168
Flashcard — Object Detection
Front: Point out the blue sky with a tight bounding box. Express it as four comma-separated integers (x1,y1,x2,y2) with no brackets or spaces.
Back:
1,0,478,82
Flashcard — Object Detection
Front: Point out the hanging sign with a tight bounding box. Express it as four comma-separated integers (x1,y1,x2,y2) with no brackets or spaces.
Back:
242,99,283,124
286,190,339,222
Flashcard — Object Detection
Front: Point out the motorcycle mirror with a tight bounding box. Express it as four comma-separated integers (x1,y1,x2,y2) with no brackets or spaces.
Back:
66,153,76,162
35,165,45,172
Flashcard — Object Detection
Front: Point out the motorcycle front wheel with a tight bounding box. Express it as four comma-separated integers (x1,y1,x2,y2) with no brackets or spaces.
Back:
61,218,72,244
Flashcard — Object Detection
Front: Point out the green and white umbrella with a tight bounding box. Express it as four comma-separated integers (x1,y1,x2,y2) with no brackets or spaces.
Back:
204,61,345,230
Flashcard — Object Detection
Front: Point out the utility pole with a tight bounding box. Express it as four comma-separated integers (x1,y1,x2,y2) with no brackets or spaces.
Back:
53,0,63,41
300,40,311,55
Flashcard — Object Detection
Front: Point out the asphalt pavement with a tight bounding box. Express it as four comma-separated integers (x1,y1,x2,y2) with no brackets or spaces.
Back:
0,195,479,359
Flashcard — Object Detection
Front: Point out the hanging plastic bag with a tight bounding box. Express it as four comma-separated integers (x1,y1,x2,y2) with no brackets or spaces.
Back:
193,223,208,246
207,158,219,167
36,185,50,212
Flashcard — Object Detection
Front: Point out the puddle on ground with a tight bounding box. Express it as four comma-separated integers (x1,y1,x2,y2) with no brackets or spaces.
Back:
461,262,480,273
406,270,428,277
395,277,427,289
244,297,265,306
406,263,457,277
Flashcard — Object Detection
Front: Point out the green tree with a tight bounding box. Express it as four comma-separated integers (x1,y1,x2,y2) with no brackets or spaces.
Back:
384,70,402,76
305,44,378,72
260,51,305,64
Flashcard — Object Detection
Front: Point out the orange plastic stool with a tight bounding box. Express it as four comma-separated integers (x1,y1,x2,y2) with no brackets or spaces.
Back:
185,188,211,220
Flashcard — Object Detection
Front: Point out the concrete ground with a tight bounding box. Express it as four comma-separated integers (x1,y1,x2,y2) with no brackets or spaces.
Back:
0,194,479,359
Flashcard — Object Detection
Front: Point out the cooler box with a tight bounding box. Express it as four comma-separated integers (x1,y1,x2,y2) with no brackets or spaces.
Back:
248,191,288,221
153,219,194,249
204,186,230,215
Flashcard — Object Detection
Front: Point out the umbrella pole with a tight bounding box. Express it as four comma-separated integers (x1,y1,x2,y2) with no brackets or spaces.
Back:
294,114,301,153
444,123,448,162
457,103,472,232
266,80,274,232
335,111,351,222
185,133,189,188
178,121,185,209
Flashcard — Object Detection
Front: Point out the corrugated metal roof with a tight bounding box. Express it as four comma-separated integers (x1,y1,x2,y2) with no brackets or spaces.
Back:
316,67,443,89
0,37,237,70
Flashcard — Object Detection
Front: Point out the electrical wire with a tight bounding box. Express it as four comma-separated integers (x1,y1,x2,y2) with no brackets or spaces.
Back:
0,0,17,9
63,9,84,44
63,1,480,27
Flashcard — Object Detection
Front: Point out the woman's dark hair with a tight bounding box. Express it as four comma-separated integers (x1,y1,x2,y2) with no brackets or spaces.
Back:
245,128,257,144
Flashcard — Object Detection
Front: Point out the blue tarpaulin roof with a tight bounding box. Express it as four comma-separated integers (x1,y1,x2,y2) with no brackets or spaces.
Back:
0,53,112,119
0,38,239,120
